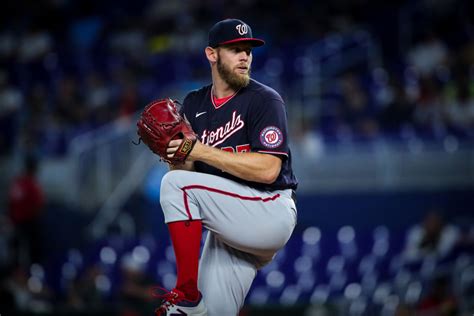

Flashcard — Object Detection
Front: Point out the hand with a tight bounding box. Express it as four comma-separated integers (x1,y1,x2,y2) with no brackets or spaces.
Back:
166,139,183,159
167,139,203,161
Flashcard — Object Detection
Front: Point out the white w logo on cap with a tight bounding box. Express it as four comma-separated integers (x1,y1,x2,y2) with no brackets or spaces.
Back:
235,24,248,35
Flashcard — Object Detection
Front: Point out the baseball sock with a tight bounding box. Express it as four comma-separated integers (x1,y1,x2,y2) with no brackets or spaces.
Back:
167,220,202,301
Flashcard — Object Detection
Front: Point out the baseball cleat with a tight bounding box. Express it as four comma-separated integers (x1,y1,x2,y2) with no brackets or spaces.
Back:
153,287,207,316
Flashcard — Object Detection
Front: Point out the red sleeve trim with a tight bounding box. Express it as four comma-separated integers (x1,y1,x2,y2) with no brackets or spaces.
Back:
257,150,288,156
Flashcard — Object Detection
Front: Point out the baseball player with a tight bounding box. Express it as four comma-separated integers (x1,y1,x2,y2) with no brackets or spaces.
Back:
154,18,298,316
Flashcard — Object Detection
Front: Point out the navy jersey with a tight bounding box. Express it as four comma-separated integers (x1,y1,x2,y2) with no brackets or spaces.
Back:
182,79,298,191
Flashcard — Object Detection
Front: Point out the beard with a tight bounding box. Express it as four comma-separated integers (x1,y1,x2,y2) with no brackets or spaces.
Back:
217,54,251,90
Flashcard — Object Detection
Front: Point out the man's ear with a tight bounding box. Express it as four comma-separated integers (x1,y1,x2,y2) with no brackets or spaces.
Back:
205,47,217,64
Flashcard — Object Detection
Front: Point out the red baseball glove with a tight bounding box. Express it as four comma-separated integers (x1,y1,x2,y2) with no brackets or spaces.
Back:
136,98,197,164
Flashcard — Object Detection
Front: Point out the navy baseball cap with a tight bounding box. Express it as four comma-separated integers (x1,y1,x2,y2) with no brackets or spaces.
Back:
208,19,265,48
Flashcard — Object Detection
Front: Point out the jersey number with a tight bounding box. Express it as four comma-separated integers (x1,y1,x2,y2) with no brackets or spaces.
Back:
221,144,251,153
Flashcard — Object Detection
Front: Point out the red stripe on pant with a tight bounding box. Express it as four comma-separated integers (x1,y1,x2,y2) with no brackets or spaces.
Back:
180,184,281,221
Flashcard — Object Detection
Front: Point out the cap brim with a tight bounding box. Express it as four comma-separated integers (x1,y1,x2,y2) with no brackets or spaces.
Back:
217,38,265,47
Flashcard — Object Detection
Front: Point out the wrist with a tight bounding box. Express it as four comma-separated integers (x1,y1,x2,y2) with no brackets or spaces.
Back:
189,141,204,161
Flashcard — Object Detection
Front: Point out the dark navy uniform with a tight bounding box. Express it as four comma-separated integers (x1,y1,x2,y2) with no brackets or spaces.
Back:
182,78,298,191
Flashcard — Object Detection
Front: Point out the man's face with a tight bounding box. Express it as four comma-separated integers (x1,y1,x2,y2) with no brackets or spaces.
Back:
216,43,253,90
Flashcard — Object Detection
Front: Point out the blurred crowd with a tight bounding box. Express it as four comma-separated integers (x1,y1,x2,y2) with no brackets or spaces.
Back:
0,0,473,160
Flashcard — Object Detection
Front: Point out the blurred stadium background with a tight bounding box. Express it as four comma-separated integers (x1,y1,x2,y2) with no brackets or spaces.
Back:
1,0,474,315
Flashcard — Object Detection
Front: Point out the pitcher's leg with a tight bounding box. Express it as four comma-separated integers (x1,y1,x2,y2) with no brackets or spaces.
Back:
199,232,258,316
159,170,204,301
159,170,296,309
160,170,296,257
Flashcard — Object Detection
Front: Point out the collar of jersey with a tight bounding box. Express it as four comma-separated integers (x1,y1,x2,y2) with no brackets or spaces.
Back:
210,86,240,109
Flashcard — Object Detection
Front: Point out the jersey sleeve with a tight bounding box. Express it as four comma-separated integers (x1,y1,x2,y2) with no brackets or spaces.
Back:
248,91,290,159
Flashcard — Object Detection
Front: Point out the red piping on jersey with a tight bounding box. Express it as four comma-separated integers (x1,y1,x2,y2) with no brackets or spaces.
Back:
213,93,233,107
258,150,288,156
180,185,281,220
211,86,240,109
